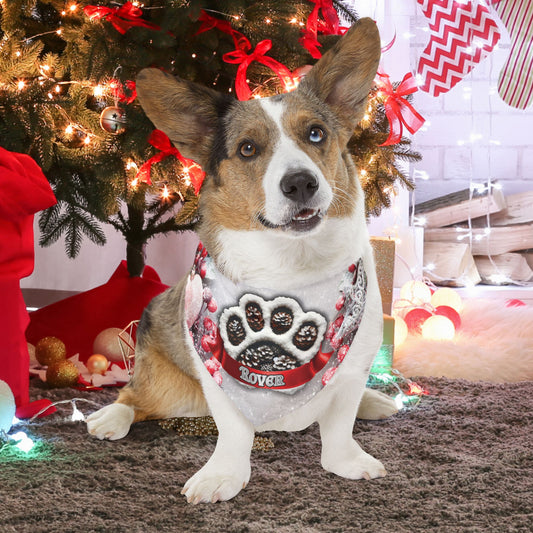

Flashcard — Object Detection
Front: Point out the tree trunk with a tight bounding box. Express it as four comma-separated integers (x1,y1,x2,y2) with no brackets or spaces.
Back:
126,197,147,277
126,241,146,277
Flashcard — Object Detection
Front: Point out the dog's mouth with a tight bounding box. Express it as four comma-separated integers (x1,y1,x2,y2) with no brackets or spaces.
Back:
258,209,323,233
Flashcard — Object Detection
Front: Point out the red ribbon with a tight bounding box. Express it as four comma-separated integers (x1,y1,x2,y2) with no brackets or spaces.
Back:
299,0,346,58
136,130,205,194
84,2,161,35
223,39,294,101
196,10,250,52
210,331,334,390
377,71,426,146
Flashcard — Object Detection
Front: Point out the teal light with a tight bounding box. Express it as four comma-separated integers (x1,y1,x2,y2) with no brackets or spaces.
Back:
367,343,396,385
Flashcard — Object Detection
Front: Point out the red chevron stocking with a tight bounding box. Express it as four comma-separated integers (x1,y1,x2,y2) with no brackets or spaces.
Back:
491,0,533,109
417,0,501,96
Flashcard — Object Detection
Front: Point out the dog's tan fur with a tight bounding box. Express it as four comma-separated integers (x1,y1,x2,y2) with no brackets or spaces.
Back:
87,19,397,504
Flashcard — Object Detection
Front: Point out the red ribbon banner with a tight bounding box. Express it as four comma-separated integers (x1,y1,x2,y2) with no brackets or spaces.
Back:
84,2,161,35
223,39,294,101
377,71,426,146
136,129,205,193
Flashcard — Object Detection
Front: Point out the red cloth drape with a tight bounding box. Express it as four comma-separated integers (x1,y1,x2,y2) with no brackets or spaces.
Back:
0,147,57,418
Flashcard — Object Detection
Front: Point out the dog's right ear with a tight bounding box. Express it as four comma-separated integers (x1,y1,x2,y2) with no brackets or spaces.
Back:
136,69,230,170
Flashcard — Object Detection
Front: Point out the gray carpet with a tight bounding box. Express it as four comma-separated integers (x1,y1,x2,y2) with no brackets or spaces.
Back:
1,377,532,533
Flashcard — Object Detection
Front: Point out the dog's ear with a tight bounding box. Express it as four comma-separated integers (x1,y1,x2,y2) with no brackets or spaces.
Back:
136,68,230,169
299,17,381,134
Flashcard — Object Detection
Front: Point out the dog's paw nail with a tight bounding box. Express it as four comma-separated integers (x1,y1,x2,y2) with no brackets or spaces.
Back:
362,472,371,481
211,492,220,503
242,481,247,489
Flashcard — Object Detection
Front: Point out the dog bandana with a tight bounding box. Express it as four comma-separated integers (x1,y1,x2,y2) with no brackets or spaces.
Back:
185,243,367,426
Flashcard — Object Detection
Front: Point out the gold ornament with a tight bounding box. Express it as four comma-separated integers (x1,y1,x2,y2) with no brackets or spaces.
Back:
86,354,109,375
93,328,131,363
35,336,67,366
46,360,79,388
159,416,274,451
99,106,126,134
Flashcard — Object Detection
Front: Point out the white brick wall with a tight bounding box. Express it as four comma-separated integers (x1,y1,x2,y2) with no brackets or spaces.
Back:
406,3,533,204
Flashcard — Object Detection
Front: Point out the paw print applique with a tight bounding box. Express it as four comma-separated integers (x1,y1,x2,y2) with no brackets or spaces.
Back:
219,295,327,385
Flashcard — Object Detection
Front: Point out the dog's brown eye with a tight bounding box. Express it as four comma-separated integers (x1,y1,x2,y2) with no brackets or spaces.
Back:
239,142,256,158
309,127,325,143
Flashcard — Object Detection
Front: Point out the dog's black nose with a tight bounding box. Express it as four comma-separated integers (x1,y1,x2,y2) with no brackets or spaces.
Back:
280,171,319,203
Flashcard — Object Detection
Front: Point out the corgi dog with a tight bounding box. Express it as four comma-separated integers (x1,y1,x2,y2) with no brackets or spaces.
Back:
87,18,397,504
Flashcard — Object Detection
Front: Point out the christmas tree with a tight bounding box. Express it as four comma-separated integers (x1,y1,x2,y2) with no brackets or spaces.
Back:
0,0,421,277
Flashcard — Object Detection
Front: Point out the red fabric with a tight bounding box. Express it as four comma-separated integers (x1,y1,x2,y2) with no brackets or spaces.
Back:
26,261,169,364
0,146,56,418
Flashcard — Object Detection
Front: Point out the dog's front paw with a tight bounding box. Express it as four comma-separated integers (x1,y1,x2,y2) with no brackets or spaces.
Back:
86,403,134,440
181,461,251,504
322,444,387,480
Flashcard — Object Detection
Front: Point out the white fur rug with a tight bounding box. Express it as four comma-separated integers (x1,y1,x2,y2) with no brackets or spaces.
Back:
393,298,533,382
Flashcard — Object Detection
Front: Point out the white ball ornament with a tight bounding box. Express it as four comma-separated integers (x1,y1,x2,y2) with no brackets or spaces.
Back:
430,287,463,313
400,280,432,306
421,315,456,341
394,316,408,346
93,328,132,363
0,379,16,434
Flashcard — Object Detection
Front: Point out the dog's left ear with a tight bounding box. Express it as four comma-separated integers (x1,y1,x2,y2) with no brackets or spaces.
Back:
298,18,381,136
136,68,231,172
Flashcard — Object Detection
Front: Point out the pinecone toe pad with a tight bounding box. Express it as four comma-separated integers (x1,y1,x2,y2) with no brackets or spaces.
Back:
219,295,327,372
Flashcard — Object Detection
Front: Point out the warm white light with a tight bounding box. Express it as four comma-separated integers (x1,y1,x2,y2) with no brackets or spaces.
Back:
69,3,78,11
394,316,408,346
421,315,455,341
71,401,85,422
17,80,25,90
400,280,432,306
161,184,170,199
65,124,74,135
83,135,91,145
93,85,104,97
430,287,463,313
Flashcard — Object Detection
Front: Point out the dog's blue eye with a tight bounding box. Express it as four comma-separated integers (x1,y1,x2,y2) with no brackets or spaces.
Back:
239,142,256,158
309,127,325,143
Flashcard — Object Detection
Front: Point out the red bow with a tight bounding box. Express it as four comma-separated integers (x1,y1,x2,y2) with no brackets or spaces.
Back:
196,10,250,52
299,0,346,58
377,72,426,146
223,39,294,101
136,130,205,194
109,79,137,104
84,2,160,35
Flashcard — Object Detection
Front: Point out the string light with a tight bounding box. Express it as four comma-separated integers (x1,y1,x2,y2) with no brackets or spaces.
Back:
17,80,25,90
93,85,105,97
